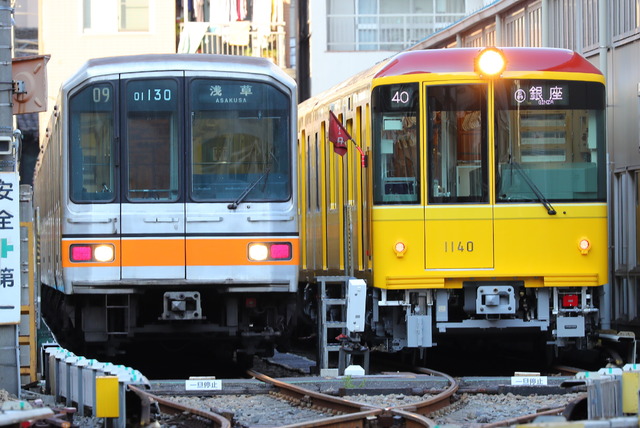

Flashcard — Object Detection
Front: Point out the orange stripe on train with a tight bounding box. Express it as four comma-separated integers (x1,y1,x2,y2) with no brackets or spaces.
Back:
61,238,299,268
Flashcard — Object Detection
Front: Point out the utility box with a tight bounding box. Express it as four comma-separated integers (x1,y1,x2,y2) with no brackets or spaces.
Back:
12,55,49,114
346,278,366,333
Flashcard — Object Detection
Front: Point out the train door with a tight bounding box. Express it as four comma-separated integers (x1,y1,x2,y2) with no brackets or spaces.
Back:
310,132,323,272
119,75,185,279
424,82,494,269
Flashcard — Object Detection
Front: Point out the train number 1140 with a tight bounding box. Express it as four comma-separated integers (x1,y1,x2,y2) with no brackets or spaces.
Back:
444,241,474,252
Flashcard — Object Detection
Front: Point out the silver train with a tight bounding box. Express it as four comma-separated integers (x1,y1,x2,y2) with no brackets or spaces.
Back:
34,54,299,362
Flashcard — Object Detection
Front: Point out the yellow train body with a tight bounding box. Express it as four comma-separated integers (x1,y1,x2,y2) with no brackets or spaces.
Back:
299,47,608,355
373,203,607,289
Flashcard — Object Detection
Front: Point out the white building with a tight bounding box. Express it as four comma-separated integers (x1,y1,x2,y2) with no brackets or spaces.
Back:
308,0,493,96
37,0,176,141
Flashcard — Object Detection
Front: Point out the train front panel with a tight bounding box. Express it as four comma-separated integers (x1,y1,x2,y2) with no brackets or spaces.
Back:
36,55,299,359
368,48,607,351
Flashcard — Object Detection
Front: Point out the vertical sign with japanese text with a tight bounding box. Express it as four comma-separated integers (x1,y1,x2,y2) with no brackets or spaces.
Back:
0,173,20,324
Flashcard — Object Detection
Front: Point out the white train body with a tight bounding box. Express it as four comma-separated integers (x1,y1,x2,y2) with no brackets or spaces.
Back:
34,54,299,360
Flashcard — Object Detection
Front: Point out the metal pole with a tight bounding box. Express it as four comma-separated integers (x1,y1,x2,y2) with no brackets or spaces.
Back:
296,0,310,101
343,156,350,276
599,0,612,331
0,0,19,397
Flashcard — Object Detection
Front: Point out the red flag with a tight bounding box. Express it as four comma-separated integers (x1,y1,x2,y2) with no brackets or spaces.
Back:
329,111,351,156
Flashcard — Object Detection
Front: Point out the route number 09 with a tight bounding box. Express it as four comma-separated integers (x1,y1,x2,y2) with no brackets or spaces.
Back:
444,241,474,252
391,90,410,104
93,87,110,103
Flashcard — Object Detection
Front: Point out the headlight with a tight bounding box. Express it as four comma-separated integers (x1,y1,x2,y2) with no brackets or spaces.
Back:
94,245,115,262
248,242,292,261
70,243,115,263
475,47,506,77
248,243,269,261
578,238,591,255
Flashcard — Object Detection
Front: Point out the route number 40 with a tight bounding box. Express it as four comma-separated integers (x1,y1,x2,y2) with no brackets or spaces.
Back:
444,241,474,252
391,90,410,104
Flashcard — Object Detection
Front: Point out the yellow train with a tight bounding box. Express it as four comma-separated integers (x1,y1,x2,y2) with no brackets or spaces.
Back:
298,47,608,363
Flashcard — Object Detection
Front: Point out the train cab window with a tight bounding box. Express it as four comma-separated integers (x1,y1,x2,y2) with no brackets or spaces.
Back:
427,84,488,204
495,80,606,203
69,83,116,202
372,83,419,204
124,79,180,202
189,79,291,202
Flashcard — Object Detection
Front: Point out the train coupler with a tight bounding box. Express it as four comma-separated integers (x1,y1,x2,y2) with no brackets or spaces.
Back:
160,291,204,320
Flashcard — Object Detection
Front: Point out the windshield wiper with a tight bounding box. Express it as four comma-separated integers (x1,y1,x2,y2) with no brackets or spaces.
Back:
227,167,271,210
509,160,556,215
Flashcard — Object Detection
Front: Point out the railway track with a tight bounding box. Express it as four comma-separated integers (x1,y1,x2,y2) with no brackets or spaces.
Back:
125,367,579,427
127,368,456,427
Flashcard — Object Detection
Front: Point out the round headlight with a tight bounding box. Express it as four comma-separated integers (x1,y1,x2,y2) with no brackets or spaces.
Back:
248,243,269,261
94,244,114,262
476,47,506,76
578,238,591,255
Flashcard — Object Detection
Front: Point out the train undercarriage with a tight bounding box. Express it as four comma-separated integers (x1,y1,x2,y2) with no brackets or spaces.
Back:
305,278,635,372
369,283,599,351
41,284,297,363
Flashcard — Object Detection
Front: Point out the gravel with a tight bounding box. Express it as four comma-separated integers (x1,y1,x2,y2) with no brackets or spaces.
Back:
159,390,583,427
0,385,583,427
429,391,584,426
166,393,332,426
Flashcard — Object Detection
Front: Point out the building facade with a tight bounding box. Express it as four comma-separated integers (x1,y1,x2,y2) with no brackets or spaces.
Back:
37,0,176,140
410,0,640,337
307,0,492,96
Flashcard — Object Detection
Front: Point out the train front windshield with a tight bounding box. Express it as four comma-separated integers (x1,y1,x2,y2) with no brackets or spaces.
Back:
68,78,292,204
495,80,606,203
190,79,291,203
372,79,606,205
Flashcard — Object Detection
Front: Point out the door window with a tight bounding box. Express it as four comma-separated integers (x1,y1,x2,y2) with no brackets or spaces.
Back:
124,79,180,202
427,84,488,204
372,83,420,204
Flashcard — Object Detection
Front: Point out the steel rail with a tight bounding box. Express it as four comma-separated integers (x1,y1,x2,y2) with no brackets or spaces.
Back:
389,366,459,416
479,405,568,427
127,367,456,427
480,393,588,427
278,409,385,428
247,369,379,415
389,408,439,428
249,367,458,427
128,384,231,428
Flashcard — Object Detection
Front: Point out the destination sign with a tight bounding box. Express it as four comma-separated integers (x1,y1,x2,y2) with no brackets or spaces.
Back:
191,79,273,111
512,82,569,106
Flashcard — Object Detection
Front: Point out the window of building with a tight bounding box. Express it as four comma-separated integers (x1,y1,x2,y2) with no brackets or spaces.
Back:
612,0,640,42
83,0,149,33
327,0,465,51
582,0,599,51
119,0,150,31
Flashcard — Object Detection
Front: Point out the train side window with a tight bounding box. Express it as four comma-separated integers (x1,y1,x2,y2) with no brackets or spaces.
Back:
124,79,180,202
69,83,116,203
372,83,420,205
427,84,488,204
